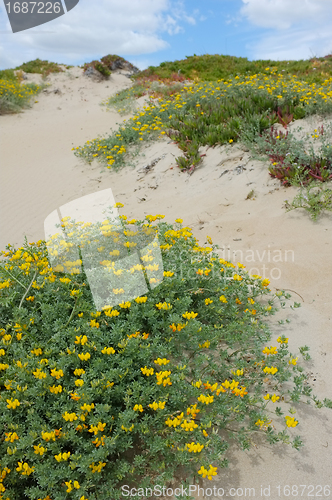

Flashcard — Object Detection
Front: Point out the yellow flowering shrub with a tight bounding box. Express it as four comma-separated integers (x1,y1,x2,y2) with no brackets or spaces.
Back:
0,213,331,499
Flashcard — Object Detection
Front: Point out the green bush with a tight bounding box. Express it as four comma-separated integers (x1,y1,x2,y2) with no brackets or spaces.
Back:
15,59,64,78
83,60,111,78
1,209,331,499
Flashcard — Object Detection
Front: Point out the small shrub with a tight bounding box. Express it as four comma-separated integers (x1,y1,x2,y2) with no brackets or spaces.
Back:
15,59,64,78
0,78,42,115
286,182,332,219
83,60,111,78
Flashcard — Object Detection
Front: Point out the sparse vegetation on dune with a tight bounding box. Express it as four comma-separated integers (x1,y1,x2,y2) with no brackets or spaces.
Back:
135,53,332,86
15,58,65,78
73,54,332,218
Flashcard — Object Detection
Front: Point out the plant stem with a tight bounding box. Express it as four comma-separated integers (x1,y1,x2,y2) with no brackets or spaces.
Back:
19,269,38,308
63,297,77,329
0,264,26,289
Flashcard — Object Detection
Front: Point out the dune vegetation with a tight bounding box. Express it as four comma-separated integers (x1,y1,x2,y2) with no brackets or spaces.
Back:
1,54,332,499
75,55,332,218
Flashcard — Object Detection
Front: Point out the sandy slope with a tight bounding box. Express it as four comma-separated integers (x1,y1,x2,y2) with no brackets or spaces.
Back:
1,67,331,498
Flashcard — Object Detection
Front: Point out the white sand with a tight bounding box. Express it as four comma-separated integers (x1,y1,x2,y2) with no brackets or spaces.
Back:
1,67,331,498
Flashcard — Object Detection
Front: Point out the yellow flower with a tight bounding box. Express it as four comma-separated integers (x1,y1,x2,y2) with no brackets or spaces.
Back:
54,451,70,462
6,398,20,409
101,346,115,355
233,274,242,281
163,271,174,277
285,416,298,427
154,358,170,366
78,352,91,361
182,311,198,319
141,366,154,376
199,340,210,349
75,335,88,345
65,481,73,492
16,461,34,476
62,412,78,422
135,296,148,303
198,465,218,480
49,384,63,394
31,348,42,356
5,432,19,443
156,301,172,310
255,419,265,427
133,404,143,412
186,442,204,453
263,366,278,375
33,444,46,455
121,424,134,432
197,394,214,405
90,461,106,473
41,430,56,441
89,422,106,435
80,403,94,412
50,368,64,379
74,368,85,376
219,295,228,303
262,346,278,355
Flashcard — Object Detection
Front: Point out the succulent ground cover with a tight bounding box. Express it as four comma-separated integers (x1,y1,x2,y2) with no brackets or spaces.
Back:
1,209,331,500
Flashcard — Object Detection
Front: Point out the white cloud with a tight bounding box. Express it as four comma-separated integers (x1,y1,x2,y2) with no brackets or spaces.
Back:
240,0,332,30
0,0,197,69
238,0,332,60
246,25,332,61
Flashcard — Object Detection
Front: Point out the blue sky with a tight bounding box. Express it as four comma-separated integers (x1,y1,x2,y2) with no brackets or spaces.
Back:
1,0,332,70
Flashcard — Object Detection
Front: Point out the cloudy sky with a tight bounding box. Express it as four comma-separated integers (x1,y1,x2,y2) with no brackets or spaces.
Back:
1,0,332,70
